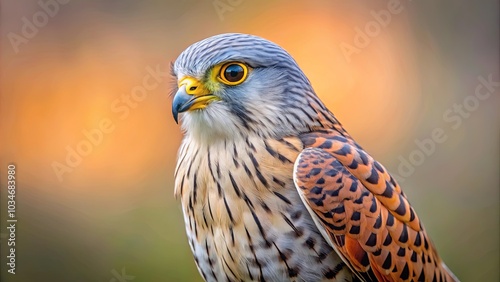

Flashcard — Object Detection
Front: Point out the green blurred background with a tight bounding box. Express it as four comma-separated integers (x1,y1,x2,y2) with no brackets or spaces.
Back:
1,0,498,281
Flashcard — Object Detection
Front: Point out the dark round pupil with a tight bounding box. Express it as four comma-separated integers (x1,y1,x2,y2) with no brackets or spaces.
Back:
224,64,244,82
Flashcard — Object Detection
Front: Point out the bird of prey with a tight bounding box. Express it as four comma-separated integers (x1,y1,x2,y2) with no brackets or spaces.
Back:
171,33,458,282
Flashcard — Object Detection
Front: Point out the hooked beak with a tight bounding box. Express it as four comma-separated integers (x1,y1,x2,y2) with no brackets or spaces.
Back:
172,77,219,123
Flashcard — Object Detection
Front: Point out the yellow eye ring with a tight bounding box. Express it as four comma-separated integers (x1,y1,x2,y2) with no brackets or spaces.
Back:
217,62,248,86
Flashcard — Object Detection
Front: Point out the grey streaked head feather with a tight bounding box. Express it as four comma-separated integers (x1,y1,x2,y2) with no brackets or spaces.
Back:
172,33,332,143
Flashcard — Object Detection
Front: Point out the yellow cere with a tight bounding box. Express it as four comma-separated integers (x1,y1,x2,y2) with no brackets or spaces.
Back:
178,77,210,96
177,76,220,111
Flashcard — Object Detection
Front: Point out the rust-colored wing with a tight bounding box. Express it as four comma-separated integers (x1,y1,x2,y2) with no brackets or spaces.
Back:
293,131,458,282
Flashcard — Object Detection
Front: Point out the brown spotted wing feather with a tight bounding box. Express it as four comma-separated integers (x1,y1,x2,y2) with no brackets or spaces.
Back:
293,131,458,282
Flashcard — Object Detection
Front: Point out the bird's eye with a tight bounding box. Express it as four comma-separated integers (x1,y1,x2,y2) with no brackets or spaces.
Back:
218,62,248,85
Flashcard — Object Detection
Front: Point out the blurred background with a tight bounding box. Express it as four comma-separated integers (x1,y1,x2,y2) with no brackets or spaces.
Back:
0,0,498,281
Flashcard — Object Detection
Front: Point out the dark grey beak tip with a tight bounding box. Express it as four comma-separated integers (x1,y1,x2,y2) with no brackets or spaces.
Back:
173,109,179,124
172,85,191,124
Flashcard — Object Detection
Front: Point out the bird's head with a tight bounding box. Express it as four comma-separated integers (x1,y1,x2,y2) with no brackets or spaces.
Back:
171,33,328,143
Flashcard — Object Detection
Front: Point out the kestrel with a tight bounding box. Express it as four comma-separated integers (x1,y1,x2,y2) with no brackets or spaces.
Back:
171,33,458,282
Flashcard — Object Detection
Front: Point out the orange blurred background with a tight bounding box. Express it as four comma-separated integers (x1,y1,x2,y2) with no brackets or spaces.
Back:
1,1,498,281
